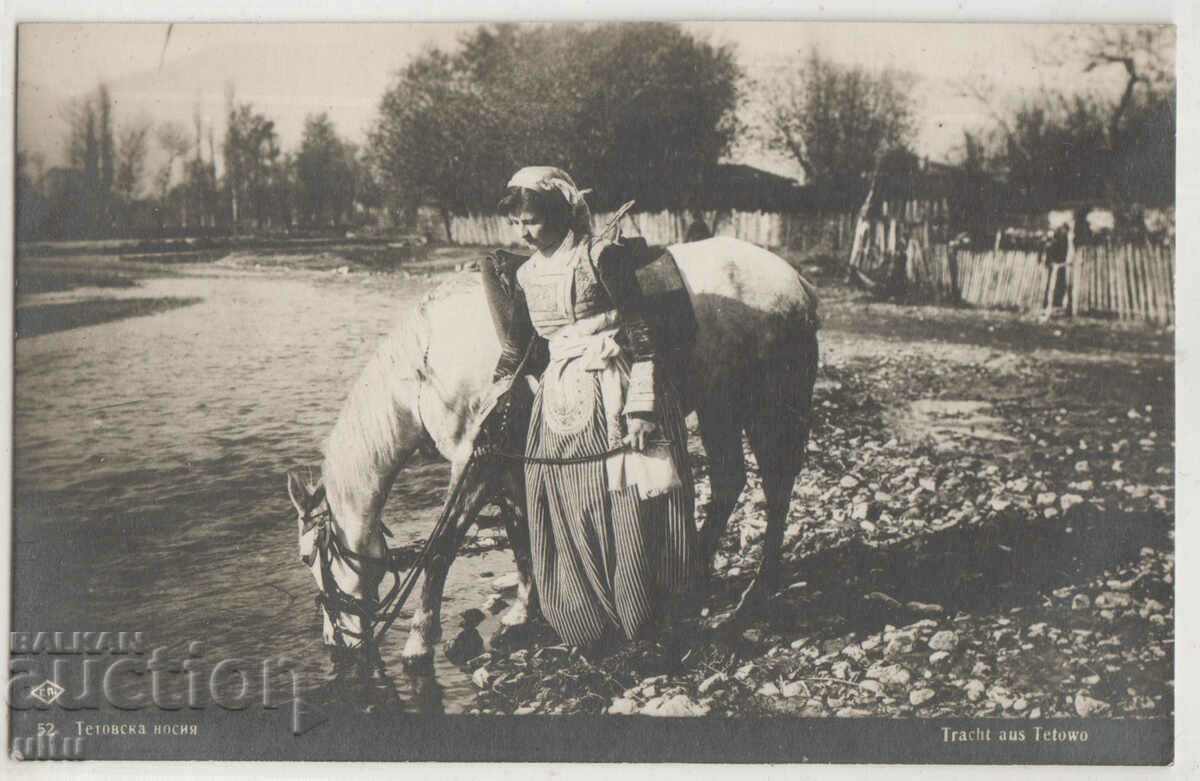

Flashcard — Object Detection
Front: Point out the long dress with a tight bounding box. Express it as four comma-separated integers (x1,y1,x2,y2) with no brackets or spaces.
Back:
496,230,697,646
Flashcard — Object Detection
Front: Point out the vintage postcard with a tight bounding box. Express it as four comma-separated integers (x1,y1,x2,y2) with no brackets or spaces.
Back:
7,14,1175,766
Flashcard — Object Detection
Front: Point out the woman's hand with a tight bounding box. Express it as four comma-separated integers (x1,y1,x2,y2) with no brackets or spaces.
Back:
624,416,658,452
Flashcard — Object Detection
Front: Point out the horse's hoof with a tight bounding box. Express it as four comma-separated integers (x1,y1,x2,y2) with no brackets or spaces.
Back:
401,635,436,666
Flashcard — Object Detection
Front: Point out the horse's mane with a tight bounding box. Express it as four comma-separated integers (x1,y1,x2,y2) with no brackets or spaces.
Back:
320,272,481,513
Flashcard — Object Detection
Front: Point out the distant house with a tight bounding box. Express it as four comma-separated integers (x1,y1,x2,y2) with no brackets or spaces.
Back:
695,163,814,212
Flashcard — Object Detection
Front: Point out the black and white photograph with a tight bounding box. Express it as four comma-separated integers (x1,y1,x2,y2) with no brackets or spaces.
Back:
6,11,1178,766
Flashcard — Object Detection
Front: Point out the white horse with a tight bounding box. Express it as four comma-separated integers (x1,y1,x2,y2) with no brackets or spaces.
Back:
287,236,820,662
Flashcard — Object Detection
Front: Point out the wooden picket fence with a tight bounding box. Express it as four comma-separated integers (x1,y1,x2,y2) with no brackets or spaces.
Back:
924,242,1174,323
448,209,852,250
1071,242,1175,323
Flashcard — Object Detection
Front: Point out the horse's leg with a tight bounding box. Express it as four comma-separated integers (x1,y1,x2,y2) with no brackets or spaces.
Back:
695,397,747,569
494,464,537,626
402,469,492,663
736,344,818,613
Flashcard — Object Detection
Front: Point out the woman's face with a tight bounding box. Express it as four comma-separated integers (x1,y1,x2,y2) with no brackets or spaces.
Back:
511,209,566,254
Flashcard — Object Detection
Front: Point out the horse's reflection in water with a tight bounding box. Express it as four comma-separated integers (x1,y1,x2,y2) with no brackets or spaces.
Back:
319,649,444,715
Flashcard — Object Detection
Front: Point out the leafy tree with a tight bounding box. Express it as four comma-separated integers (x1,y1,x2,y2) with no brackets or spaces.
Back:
763,46,916,210
367,22,742,229
224,101,281,229
296,113,358,227
155,121,191,229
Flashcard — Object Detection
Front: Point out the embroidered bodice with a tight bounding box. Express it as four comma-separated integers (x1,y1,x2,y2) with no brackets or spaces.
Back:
516,233,613,338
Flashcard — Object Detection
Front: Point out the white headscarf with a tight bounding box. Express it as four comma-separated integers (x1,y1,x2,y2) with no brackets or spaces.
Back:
506,166,593,236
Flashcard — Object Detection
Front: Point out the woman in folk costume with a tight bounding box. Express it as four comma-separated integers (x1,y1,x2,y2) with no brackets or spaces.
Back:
484,166,698,649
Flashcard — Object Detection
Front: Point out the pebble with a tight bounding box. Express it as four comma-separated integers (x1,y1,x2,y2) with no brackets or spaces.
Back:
1141,599,1166,616
1036,492,1058,506
742,628,764,644
1061,494,1084,511
1071,594,1092,610
471,667,492,688
1094,592,1132,609
483,594,508,614
493,572,521,590
928,630,959,652
971,662,993,677
513,705,536,715
861,635,881,651
987,686,1015,709
734,663,756,681
698,672,727,694
907,601,944,616
1075,460,1089,473
1012,697,1028,711
884,636,914,657
860,680,883,696
757,682,780,697
840,475,860,489
910,688,935,706
929,651,951,665
919,478,937,492
831,661,851,680
781,681,806,698
841,644,866,663
836,707,873,718
1074,691,1111,717
790,637,809,650
964,680,986,701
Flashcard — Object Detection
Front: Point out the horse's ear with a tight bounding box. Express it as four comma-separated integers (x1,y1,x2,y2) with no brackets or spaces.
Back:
287,471,308,511
310,483,326,510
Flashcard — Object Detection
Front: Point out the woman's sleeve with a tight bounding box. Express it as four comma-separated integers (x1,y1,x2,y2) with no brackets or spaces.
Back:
482,250,536,381
592,242,657,416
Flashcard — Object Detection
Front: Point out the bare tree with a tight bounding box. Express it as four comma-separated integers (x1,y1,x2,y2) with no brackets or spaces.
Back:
115,120,151,203
761,46,915,209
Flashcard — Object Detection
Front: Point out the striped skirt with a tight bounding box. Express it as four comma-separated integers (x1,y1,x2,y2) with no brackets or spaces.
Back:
525,356,697,647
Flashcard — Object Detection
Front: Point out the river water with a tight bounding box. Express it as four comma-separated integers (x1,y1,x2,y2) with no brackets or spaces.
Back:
13,258,517,713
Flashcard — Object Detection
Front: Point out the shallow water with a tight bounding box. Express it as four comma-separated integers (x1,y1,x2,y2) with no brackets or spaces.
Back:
13,258,515,712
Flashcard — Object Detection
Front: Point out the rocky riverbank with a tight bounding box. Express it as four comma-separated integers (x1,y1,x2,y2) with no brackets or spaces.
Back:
449,272,1174,718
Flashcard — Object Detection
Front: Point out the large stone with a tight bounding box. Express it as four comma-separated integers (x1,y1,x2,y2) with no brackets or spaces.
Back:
642,694,710,717
928,630,959,652
910,688,936,706
607,697,639,715
866,664,912,686
757,682,780,697
964,680,986,701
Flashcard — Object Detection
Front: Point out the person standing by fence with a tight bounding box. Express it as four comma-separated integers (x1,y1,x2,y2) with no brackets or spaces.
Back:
1044,223,1072,316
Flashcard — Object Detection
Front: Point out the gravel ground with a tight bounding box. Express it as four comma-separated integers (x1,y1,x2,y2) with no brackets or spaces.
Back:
454,261,1174,719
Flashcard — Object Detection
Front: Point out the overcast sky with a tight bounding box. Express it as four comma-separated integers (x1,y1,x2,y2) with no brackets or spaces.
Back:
16,21,1159,179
